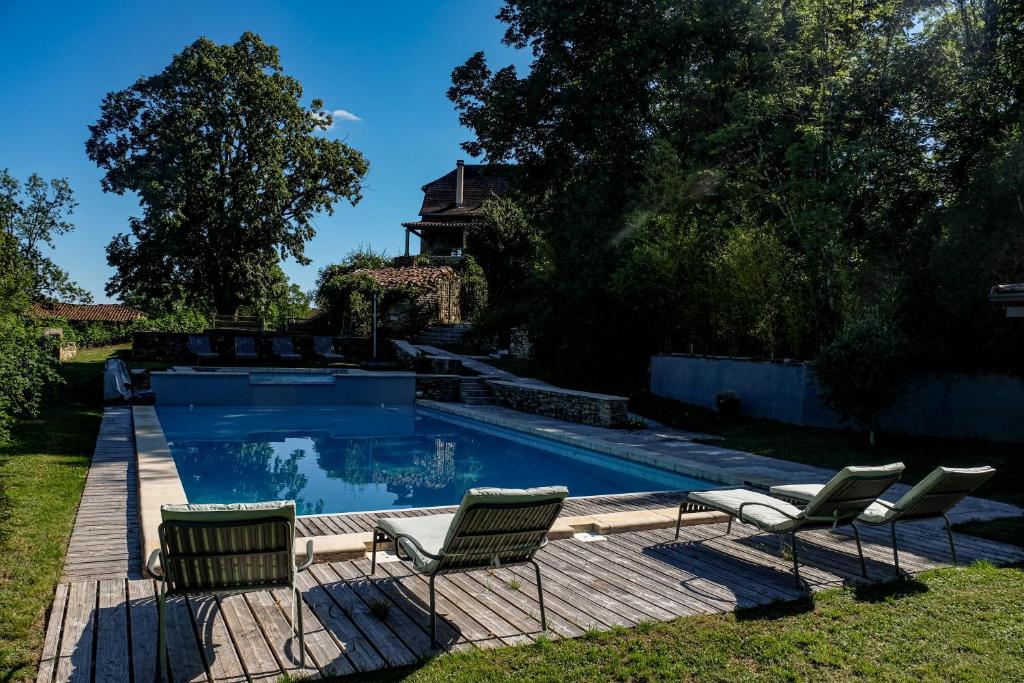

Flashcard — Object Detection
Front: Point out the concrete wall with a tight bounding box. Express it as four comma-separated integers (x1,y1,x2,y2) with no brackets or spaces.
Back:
650,354,1024,442
150,370,416,407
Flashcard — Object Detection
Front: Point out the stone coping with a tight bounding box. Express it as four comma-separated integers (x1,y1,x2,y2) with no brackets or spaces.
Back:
162,365,414,377
133,406,188,571
418,400,748,488
484,378,626,401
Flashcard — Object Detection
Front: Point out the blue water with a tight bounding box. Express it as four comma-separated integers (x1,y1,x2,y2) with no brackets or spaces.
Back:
156,406,713,515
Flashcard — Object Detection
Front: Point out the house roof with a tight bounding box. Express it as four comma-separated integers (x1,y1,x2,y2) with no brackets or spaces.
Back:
352,266,458,289
31,302,146,323
417,164,510,220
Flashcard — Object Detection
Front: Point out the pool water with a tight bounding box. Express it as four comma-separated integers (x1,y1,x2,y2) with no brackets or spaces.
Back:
156,406,714,515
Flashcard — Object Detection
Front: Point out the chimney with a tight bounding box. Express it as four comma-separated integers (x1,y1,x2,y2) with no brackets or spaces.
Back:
455,159,465,208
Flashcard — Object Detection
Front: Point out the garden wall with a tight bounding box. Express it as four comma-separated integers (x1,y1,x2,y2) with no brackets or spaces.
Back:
650,354,1024,442
485,379,629,427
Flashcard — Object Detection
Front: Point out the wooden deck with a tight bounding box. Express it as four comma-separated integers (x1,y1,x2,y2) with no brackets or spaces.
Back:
37,518,1024,682
62,408,143,582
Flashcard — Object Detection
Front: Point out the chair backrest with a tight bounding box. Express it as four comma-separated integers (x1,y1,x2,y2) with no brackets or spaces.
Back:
891,466,996,520
437,486,568,572
804,463,904,522
314,336,335,354
158,501,296,592
273,336,295,354
188,335,211,354
235,336,256,354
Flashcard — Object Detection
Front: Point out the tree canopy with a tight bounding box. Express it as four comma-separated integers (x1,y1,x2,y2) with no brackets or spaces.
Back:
450,0,1024,390
87,32,369,315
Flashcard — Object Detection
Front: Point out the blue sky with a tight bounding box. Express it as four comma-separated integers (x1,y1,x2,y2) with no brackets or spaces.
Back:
0,0,527,302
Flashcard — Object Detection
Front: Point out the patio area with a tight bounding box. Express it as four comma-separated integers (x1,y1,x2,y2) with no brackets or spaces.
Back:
37,516,1024,682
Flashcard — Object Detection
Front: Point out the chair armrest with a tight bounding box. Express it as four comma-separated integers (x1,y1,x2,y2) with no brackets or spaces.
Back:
146,549,164,579
737,501,800,526
392,533,443,560
295,539,314,572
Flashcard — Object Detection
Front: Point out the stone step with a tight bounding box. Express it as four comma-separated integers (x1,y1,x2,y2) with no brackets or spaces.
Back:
461,396,493,405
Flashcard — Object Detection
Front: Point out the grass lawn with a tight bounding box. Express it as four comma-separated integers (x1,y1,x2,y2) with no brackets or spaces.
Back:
350,563,1024,682
0,345,119,682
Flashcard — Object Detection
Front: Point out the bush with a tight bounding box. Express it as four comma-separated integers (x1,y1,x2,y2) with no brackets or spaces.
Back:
49,308,209,349
459,256,489,323
714,391,741,418
814,309,908,445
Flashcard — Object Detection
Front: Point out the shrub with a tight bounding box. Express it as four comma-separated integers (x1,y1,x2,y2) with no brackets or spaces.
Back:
459,255,489,323
714,391,741,418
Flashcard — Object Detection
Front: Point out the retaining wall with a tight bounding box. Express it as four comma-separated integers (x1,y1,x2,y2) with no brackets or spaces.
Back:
485,379,629,427
650,354,1024,442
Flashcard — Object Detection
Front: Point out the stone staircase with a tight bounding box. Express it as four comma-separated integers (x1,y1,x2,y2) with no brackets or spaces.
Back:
416,323,471,347
459,377,493,405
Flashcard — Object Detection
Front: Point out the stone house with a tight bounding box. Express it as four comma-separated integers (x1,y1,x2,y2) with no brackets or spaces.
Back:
401,160,510,258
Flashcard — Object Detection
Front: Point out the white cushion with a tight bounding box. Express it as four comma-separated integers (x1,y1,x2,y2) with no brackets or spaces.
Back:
377,514,455,573
689,489,804,533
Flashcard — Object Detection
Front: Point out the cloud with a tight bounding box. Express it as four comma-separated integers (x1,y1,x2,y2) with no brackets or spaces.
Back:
314,108,362,131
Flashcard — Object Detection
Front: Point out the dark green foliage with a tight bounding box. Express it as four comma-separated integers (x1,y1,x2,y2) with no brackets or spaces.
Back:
449,0,1024,390
51,307,210,349
87,32,369,315
814,309,909,444
458,255,489,323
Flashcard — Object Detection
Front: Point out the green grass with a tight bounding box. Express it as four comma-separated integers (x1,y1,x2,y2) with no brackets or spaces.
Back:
0,345,118,682
347,563,1024,682
630,392,1024,546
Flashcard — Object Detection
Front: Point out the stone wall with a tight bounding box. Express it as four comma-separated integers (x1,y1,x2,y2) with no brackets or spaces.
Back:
509,326,532,359
416,375,462,401
390,339,465,375
484,379,629,427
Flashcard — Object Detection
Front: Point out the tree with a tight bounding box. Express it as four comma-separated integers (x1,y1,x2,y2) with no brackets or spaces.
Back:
814,308,908,445
0,169,89,302
87,32,369,315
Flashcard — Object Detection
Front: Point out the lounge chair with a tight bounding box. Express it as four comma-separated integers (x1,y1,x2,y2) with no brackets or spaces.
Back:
371,486,568,647
684,463,904,587
234,335,258,362
147,501,314,677
187,334,219,363
273,336,302,363
314,335,344,362
771,466,996,577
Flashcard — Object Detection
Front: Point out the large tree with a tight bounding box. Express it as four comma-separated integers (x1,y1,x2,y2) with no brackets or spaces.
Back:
87,32,369,315
0,169,89,303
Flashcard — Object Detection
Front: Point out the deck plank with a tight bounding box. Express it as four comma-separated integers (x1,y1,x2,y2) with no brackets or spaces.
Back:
35,583,69,683
53,580,97,683
127,580,159,683
94,579,130,683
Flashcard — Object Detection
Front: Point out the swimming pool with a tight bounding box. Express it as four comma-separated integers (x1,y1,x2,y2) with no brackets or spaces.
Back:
156,405,713,515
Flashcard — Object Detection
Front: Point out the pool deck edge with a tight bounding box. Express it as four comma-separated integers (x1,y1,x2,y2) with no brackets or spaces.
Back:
133,405,188,573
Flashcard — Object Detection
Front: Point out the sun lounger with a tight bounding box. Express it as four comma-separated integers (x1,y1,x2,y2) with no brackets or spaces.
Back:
234,335,258,362
273,336,301,362
371,486,568,646
771,466,996,576
187,334,219,363
147,501,313,676
313,335,344,362
685,463,905,587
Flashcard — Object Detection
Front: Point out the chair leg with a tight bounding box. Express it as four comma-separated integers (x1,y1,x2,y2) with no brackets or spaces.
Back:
891,522,901,578
675,503,683,540
851,522,868,579
532,560,547,633
726,516,732,535
791,531,802,589
157,587,168,680
371,529,380,575
295,586,305,667
944,514,958,566
429,574,438,648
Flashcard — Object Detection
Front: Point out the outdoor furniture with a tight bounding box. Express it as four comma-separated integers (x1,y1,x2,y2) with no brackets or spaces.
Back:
684,463,905,587
234,335,258,362
314,335,344,362
147,501,313,677
771,465,996,577
371,486,568,647
273,336,301,362
187,334,219,363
